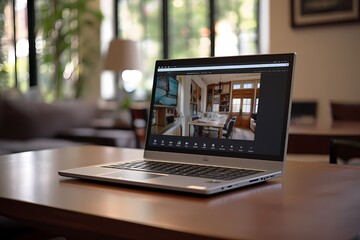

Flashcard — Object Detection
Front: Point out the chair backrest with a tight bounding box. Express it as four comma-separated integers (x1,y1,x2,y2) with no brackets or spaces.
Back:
223,116,237,129
331,102,360,121
291,101,317,118
329,139,360,164
291,101,317,125
224,119,235,139
129,107,148,148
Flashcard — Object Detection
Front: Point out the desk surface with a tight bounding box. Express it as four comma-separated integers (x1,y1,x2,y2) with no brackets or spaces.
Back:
289,121,360,136
0,146,360,240
188,118,226,138
288,122,360,154
189,118,226,127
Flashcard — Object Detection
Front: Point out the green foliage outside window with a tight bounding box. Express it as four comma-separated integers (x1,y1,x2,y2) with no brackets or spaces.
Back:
117,0,258,99
0,0,9,90
36,0,103,101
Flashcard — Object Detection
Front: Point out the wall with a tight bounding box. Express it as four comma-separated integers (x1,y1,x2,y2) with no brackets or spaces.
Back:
269,1,360,127
191,75,207,112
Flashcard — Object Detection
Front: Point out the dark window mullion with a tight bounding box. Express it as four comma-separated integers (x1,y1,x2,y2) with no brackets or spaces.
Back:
209,0,215,57
28,0,37,86
162,0,169,59
255,0,260,53
11,0,17,86
114,0,119,37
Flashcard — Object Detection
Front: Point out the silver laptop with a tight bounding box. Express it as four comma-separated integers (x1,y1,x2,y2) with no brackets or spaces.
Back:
59,53,296,195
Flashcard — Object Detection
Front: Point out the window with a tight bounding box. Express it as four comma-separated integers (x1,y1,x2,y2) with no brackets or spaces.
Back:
242,98,252,113
0,0,30,91
215,1,259,56
232,97,253,114
232,80,259,114
36,1,102,101
232,98,241,112
232,82,254,90
114,0,259,99
243,83,253,89
1,1,259,100
233,83,241,90
213,94,220,112
1,1,101,101
169,0,210,58
116,0,162,91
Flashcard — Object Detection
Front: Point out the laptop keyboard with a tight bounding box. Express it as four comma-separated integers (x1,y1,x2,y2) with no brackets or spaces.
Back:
104,161,263,181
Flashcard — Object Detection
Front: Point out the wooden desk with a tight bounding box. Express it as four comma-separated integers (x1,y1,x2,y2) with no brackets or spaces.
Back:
288,122,360,154
1,146,360,240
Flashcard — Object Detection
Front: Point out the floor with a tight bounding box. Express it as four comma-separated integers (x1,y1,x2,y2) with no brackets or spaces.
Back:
231,127,255,141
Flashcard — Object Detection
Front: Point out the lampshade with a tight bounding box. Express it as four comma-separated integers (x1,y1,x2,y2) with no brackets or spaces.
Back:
104,39,141,71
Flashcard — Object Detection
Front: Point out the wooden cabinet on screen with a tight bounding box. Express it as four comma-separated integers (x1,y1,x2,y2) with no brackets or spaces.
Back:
155,107,175,127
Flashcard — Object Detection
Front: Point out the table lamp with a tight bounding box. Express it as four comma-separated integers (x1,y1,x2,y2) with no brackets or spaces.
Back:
104,39,142,93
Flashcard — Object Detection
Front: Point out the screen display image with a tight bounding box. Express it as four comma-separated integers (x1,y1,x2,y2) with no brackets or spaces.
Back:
149,72,260,153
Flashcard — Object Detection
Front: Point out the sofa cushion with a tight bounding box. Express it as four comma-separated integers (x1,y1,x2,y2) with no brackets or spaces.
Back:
0,98,97,140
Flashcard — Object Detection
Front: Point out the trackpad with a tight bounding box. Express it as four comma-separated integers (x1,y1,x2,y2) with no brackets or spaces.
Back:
103,171,164,181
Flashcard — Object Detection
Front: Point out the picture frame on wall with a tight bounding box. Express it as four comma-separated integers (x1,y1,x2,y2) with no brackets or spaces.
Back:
291,0,360,27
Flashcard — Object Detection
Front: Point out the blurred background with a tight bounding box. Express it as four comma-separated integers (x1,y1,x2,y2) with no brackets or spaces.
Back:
0,0,359,158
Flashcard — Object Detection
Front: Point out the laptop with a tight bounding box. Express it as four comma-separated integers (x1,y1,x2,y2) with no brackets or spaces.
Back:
59,53,296,195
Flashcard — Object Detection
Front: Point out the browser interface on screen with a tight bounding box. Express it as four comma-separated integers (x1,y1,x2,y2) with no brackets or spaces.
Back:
146,56,293,161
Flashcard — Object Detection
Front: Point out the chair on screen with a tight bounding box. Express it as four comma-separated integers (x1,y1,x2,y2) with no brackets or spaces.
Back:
222,119,236,139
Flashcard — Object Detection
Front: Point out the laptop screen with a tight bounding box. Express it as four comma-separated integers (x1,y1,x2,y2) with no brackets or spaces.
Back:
145,53,295,161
